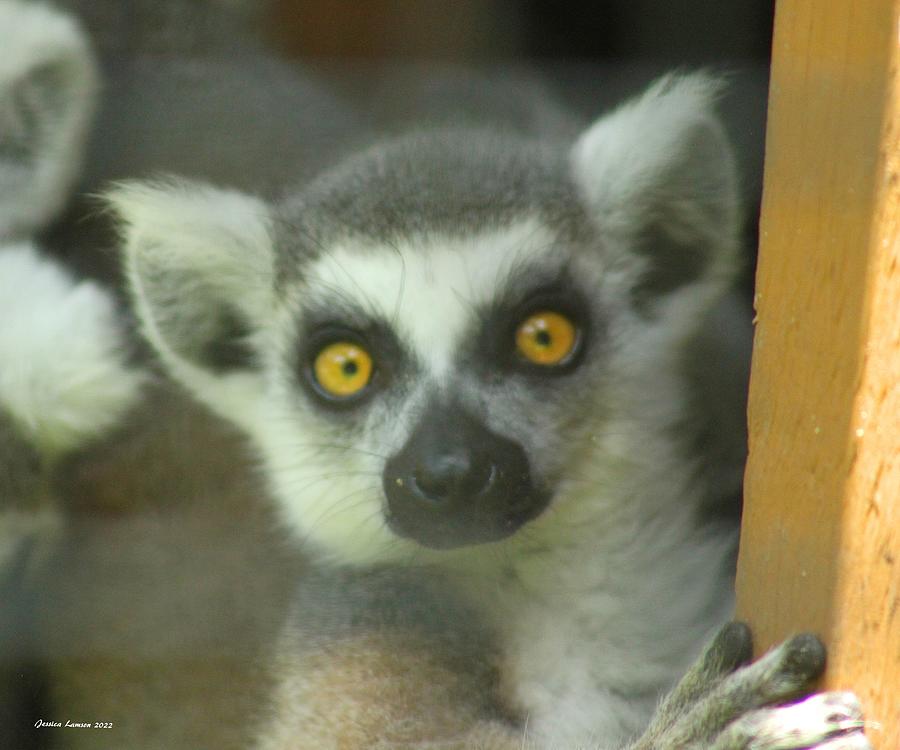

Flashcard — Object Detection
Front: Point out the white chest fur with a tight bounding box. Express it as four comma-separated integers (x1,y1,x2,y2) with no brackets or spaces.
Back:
452,454,738,747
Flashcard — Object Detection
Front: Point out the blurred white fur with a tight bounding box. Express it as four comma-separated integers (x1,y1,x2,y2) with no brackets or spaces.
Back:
0,244,143,456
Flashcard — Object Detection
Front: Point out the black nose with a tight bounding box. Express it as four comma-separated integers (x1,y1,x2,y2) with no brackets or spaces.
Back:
383,406,548,549
412,447,494,502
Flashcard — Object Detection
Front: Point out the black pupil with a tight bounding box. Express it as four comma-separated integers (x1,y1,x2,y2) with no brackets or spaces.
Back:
342,360,359,377
535,330,552,347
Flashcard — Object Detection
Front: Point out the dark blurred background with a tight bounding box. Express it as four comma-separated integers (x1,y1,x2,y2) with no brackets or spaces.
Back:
267,0,774,65
56,0,775,67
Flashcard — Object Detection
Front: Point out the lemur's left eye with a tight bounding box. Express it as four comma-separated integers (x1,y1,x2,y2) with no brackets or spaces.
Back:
515,311,578,366
313,342,373,398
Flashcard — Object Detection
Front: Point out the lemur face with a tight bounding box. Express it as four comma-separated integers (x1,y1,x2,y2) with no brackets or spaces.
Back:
276,218,610,554
111,74,739,565
240,129,640,561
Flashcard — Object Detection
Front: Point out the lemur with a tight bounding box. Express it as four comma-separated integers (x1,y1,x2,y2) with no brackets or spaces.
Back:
0,0,142,583
0,3,144,747
106,73,871,748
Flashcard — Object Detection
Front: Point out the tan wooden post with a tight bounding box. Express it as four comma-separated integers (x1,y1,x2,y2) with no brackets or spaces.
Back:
734,0,900,747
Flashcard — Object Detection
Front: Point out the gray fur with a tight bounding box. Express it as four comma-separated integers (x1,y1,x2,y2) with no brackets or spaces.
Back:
274,128,585,274
285,565,495,652
681,292,753,523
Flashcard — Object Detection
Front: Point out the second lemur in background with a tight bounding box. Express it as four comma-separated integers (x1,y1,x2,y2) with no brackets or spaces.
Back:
0,4,143,747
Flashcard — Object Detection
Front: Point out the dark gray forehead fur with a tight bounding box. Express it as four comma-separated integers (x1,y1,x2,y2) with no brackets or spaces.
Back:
272,128,591,279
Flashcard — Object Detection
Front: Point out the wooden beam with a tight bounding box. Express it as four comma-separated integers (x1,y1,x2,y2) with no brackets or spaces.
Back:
734,0,900,747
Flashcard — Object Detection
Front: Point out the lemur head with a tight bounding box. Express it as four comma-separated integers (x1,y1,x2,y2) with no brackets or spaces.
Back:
109,74,739,564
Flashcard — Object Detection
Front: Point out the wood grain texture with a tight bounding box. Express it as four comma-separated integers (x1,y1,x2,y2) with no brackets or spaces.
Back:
734,1,900,747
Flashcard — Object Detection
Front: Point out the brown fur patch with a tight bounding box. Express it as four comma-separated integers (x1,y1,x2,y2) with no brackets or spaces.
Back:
257,630,521,749
32,385,307,750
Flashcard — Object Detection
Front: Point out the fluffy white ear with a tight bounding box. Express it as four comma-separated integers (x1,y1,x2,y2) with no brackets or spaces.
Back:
0,1,98,236
571,73,740,314
106,179,277,429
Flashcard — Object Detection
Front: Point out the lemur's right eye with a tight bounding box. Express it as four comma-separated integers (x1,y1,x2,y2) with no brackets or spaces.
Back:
312,342,373,399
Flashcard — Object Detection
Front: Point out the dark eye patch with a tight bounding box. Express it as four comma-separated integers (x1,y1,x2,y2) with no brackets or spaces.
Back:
293,305,413,412
463,265,594,377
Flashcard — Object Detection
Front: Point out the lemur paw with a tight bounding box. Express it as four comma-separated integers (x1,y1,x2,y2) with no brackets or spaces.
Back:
709,692,869,750
630,623,871,750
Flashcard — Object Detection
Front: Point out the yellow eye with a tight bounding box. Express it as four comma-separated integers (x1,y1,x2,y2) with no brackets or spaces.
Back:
515,311,578,366
313,342,373,398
